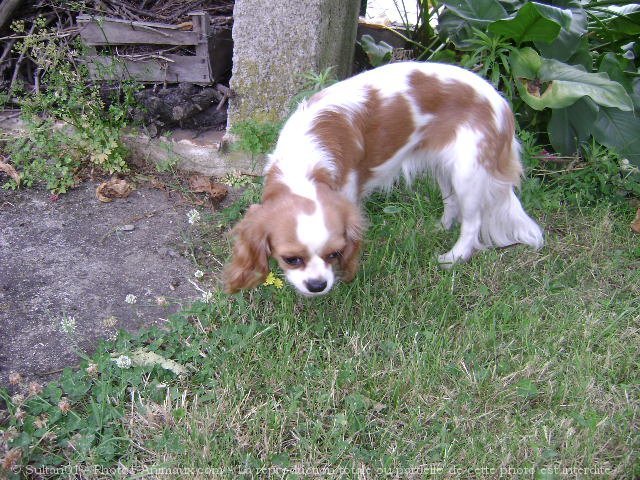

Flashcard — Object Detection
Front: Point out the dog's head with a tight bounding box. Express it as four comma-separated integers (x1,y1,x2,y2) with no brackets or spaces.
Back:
224,183,363,296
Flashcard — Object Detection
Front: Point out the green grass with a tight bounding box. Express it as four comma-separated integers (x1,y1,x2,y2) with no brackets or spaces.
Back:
1,179,638,479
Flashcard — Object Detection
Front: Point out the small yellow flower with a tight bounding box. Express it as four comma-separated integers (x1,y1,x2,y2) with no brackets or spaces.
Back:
263,272,284,289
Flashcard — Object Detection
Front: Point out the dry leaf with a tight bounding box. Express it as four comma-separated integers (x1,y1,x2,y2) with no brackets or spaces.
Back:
182,194,206,207
96,178,134,203
188,175,228,202
631,208,640,234
149,177,167,190
0,159,20,184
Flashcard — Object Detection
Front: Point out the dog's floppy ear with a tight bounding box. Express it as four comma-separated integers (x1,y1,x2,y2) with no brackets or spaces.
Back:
339,204,365,282
224,205,270,293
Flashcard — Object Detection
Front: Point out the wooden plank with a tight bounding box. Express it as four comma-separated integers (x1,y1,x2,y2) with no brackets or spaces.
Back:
77,15,200,46
84,54,213,84
190,12,213,82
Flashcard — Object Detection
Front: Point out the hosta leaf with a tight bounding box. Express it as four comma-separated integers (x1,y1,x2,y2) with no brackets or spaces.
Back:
539,59,633,111
512,49,633,111
511,46,542,79
489,2,570,44
437,10,476,48
548,98,599,155
359,35,393,67
441,0,508,24
602,5,640,36
592,107,640,166
535,2,587,61
598,53,639,106
633,77,640,109
564,37,592,71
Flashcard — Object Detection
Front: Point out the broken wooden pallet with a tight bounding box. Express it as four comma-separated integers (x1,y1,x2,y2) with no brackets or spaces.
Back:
77,11,231,84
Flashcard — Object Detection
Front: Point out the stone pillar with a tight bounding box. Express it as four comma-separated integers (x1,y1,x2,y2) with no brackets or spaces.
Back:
228,0,360,126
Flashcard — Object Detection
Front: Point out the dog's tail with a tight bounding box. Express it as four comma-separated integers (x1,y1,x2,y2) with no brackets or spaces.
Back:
481,139,544,250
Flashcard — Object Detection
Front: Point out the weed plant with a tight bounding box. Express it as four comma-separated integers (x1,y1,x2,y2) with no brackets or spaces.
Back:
2,20,139,193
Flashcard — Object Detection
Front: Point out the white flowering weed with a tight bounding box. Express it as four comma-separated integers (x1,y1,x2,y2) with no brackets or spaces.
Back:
187,209,201,225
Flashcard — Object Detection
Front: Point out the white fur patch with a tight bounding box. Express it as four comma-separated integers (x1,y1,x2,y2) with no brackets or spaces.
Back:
296,203,329,253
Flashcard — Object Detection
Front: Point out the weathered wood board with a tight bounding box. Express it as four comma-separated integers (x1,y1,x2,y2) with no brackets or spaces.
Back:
84,54,212,84
77,11,225,84
76,15,200,46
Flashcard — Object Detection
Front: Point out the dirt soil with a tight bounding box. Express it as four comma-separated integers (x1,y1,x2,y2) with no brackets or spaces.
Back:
0,179,209,389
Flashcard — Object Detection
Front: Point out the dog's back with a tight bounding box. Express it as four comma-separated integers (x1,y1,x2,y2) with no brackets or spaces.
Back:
271,61,543,265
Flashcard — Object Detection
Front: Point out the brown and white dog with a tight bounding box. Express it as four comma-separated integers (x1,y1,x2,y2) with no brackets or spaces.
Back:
224,62,543,296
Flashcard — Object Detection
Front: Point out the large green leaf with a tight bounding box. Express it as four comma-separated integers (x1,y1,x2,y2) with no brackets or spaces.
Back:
359,35,393,67
438,0,510,48
489,2,570,44
600,5,640,36
441,0,508,25
437,10,475,48
511,48,634,111
535,2,587,61
548,98,599,155
539,59,634,110
564,37,593,71
510,45,542,78
592,107,640,166
633,77,640,110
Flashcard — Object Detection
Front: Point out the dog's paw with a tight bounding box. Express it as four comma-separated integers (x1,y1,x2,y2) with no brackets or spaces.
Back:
433,221,447,233
437,252,457,269
437,248,473,269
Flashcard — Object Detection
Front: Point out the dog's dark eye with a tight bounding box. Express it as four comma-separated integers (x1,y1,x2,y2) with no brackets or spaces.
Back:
283,256,304,266
326,251,342,261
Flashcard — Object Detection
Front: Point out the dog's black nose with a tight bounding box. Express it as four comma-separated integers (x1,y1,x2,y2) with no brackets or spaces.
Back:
305,278,327,293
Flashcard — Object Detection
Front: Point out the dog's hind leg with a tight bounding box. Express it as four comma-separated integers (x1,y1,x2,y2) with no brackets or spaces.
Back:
437,170,484,268
436,176,460,231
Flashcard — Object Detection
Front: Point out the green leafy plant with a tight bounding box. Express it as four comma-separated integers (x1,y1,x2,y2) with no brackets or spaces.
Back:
229,119,281,157
289,67,338,107
221,171,255,188
533,142,639,206
460,28,516,100
436,0,640,165
2,21,139,193
359,34,394,67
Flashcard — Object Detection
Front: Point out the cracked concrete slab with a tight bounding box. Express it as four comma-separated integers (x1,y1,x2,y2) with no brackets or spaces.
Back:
0,181,204,388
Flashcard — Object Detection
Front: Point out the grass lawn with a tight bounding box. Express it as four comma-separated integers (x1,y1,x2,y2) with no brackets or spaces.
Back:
1,173,639,478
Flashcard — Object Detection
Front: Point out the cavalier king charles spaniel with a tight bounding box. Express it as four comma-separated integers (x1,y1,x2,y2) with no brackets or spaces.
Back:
224,61,543,296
